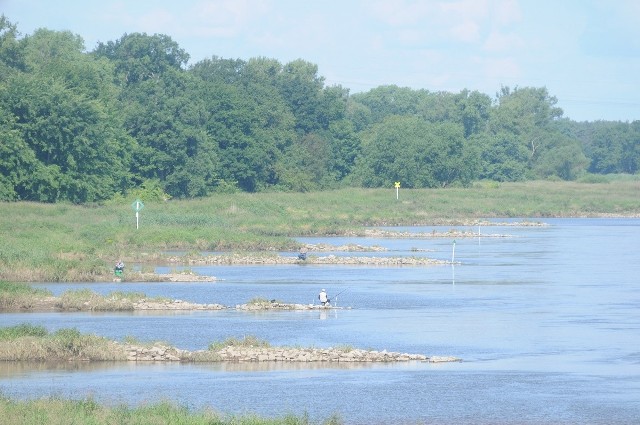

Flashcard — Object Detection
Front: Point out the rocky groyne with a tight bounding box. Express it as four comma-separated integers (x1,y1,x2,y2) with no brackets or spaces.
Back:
124,344,461,363
172,254,449,266
133,299,226,310
6,297,346,312
235,301,343,311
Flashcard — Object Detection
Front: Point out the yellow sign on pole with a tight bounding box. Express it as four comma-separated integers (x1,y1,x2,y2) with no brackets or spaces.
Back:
394,182,400,199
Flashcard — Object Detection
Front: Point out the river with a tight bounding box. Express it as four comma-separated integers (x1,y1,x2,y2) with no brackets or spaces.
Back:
1,218,639,424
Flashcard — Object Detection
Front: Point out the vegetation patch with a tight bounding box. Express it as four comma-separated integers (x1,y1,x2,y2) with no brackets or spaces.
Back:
208,335,271,352
0,281,52,310
0,396,343,425
0,325,127,362
1,183,639,282
56,289,170,311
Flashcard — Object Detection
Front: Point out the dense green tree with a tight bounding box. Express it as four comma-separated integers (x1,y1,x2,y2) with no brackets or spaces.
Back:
0,28,132,202
95,34,223,197
93,32,189,85
327,119,360,180
0,15,23,73
455,89,492,137
1,19,637,203
122,69,220,197
277,59,327,134
576,121,640,174
533,137,589,180
351,85,422,124
475,132,530,181
482,86,564,180
192,56,296,192
352,116,472,188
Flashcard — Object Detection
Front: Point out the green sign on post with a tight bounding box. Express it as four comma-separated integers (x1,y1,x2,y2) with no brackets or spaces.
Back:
131,199,144,229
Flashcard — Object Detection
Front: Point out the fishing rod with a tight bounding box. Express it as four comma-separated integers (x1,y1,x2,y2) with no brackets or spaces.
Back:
332,288,348,298
329,288,348,306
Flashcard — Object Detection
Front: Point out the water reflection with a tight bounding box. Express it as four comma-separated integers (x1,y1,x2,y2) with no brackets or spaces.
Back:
0,359,402,377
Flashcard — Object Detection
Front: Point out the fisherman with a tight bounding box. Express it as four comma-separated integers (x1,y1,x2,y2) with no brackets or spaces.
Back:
114,260,125,277
298,247,308,261
318,288,330,306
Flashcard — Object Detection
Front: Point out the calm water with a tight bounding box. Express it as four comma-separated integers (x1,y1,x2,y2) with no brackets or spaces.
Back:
1,218,639,424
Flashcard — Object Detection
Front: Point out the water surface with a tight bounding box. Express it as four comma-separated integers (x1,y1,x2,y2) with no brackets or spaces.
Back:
2,218,639,424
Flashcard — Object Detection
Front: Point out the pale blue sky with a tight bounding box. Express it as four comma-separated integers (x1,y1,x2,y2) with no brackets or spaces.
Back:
3,0,639,122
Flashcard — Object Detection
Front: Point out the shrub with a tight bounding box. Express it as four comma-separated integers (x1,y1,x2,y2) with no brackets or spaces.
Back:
0,323,48,340
208,335,271,351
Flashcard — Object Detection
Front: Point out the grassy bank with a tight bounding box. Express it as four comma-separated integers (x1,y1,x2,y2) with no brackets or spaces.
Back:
0,324,126,362
0,325,253,362
1,181,639,281
0,282,52,310
0,396,341,425
0,282,172,311
0,327,359,363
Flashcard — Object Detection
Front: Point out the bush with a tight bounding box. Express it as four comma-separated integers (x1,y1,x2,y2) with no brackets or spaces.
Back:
0,323,48,340
208,335,271,351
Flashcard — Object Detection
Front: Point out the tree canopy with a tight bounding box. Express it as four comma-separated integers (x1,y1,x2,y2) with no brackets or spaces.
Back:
1,16,638,203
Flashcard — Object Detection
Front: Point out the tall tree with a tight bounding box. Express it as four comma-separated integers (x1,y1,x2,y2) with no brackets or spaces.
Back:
353,116,472,188
483,86,564,180
1,28,132,202
278,59,326,134
93,32,189,85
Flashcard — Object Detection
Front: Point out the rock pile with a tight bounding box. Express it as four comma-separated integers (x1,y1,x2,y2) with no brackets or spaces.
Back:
126,345,185,361
214,347,429,362
132,299,226,310
123,344,461,363
177,255,448,266
235,302,346,311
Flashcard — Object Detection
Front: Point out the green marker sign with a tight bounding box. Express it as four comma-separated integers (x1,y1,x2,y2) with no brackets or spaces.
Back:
131,199,144,229
131,199,144,212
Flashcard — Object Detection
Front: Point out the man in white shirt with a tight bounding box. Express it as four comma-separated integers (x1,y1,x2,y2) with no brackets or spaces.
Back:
318,289,329,306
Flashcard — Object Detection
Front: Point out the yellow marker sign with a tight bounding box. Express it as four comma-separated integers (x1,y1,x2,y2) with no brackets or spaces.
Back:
394,182,400,200
394,182,400,188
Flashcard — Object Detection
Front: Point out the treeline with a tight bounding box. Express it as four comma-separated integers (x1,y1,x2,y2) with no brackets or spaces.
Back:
1,16,638,203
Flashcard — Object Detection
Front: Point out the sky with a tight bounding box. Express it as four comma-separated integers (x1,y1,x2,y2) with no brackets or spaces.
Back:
2,0,639,122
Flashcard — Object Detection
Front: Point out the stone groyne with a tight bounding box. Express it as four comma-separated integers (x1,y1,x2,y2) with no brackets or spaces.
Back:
173,254,449,266
124,344,461,364
133,299,226,310
8,298,347,312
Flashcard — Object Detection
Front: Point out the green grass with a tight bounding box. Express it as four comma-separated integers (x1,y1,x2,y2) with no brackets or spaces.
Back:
208,335,272,352
0,283,172,311
0,396,343,425
0,323,48,340
0,325,126,361
0,281,52,309
56,289,170,311
1,181,639,281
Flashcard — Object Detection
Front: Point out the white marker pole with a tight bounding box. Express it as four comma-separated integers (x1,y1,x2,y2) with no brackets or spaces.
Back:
132,199,144,230
451,240,456,263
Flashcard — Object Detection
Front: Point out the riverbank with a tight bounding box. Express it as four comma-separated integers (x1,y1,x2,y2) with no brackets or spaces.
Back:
0,397,341,425
3,182,639,283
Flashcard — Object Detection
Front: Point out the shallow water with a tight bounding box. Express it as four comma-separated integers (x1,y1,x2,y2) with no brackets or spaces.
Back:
2,218,639,424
